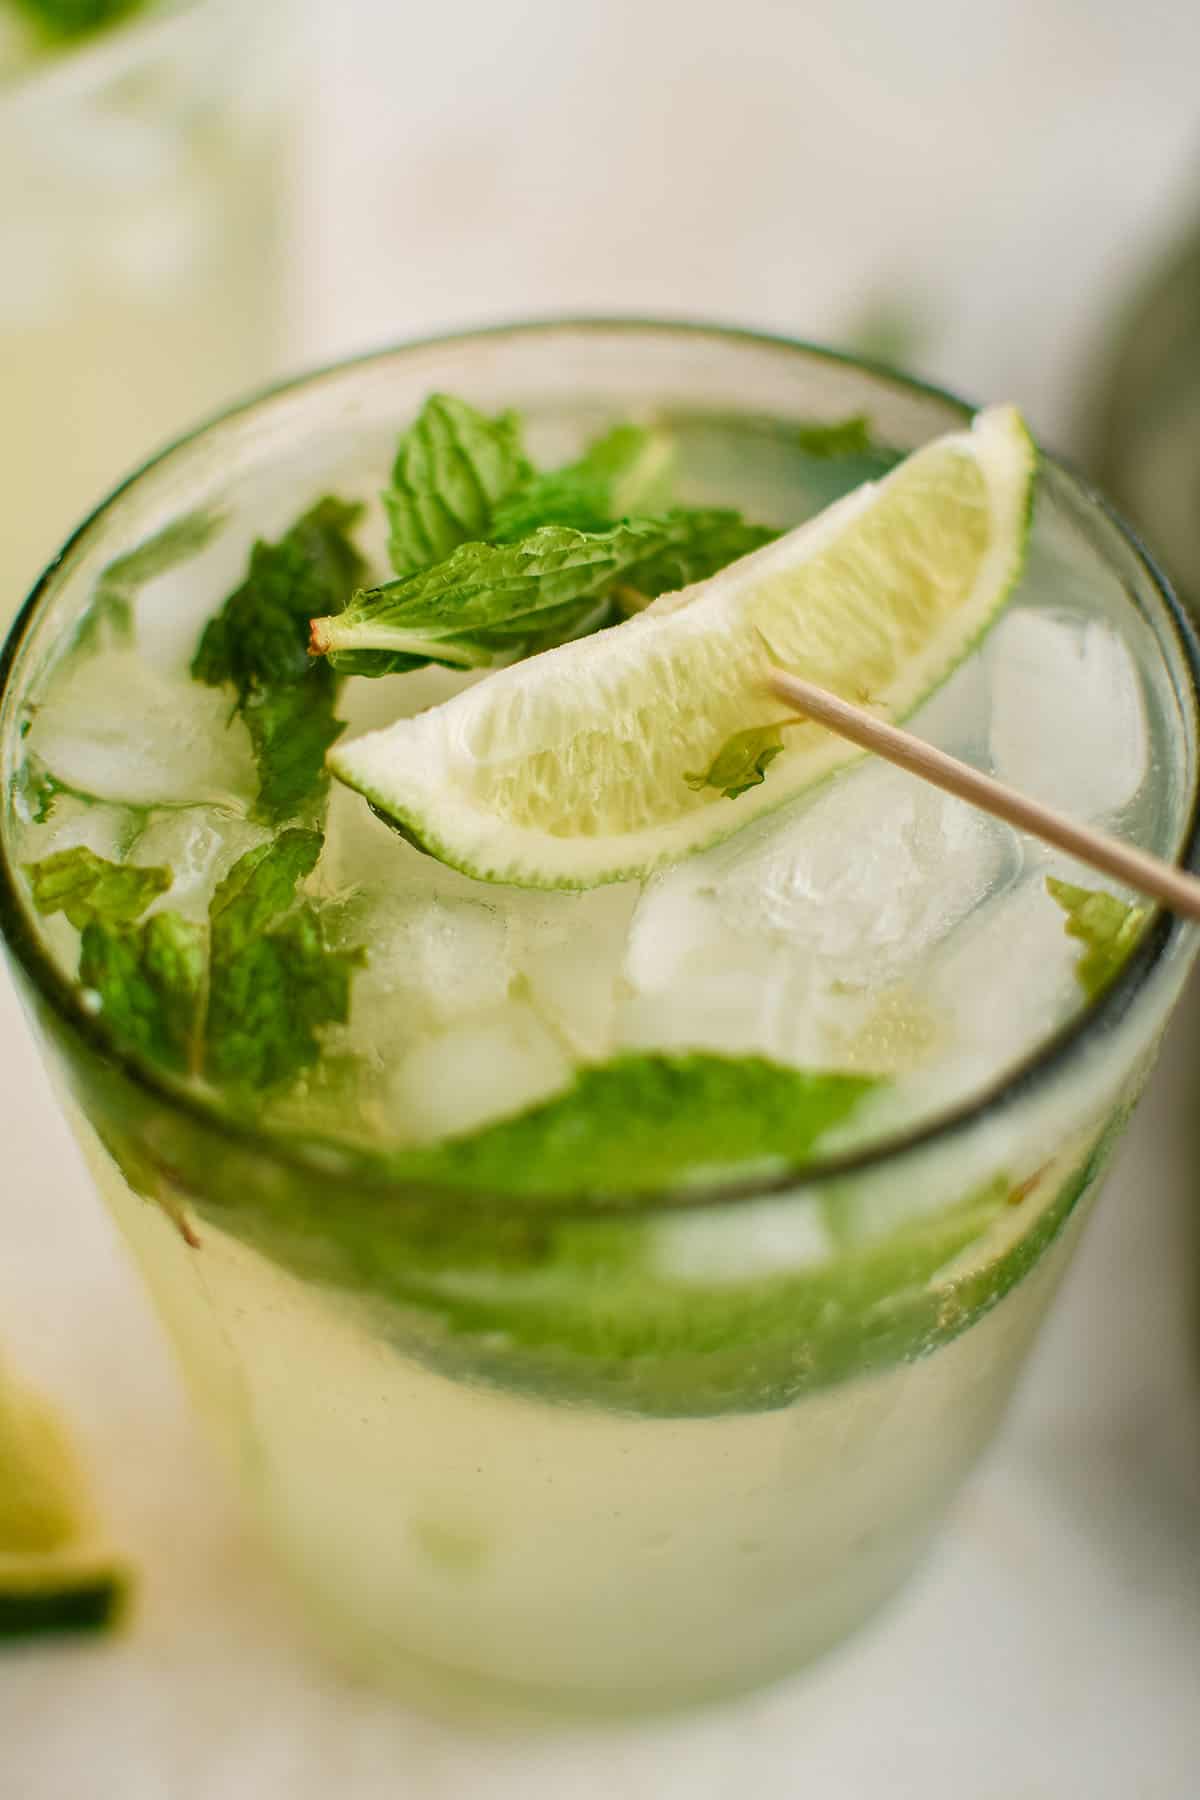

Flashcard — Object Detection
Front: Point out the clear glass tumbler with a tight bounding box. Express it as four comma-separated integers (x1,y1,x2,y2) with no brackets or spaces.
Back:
1,323,1198,1717
0,0,293,618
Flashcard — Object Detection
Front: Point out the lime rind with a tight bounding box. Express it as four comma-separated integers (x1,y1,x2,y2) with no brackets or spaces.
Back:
0,1549,127,1639
329,407,1035,890
0,1367,129,1641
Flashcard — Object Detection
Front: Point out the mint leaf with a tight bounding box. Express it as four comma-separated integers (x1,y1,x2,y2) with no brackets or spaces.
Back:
24,848,170,930
794,415,873,458
192,498,365,823
313,519,665,675
78,509,223,651
1046,877,1149,999
394,1053,877,1196
615,509,777,598
206,909,361,1091
685,723,788,800
312,510,777,677
194,499,363,694
383,395,531,577
206,831,362,1093
241,686,347,829
208,829,323,954
79,913,205,1074
490,425,675,540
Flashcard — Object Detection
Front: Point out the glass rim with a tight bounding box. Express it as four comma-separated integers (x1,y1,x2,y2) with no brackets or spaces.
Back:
2,314,1198,1219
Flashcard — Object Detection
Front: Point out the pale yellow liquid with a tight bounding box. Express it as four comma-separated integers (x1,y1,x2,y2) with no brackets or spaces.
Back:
88,1125,1088,1716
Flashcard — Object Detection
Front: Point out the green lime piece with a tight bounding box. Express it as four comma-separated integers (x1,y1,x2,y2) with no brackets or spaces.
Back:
0,1362,128,1640
329,406,1035,889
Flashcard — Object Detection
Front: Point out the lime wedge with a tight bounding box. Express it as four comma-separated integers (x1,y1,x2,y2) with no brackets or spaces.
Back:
0,1361,128,1639
329,406,1034,888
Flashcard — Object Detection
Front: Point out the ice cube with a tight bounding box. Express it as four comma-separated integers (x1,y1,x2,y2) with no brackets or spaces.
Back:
514,883,639,1058
923,875,1082,1101
387,1001,574,1144
618,941,817,1064
346,893,515,1075
987,608,1148,819
337,665,486,737
26,651,257,810
321,782,484,904
628,760,1019,1000
128,808,271,920
405,897,515,1024
653,1197,834,1285
716,766,1017,972
26,797,132,866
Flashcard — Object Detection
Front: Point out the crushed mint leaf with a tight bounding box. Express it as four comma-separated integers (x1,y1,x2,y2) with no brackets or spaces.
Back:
208,829,323,956
27,833,360,1095
13,757,69,826
24,847,170,930
1046,877,1149,999
392,1053,878,1196
79,912,205,1074
685,723,788,800
206,905,362,1091
794,415,873,459
205,833,361,1091
192,498,365,824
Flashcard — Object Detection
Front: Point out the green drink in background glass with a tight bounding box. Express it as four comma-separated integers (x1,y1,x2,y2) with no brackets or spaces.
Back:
0,0,293,618
1,323,1197,1716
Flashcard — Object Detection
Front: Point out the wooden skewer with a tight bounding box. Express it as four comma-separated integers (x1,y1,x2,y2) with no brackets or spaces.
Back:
766,668,1200,923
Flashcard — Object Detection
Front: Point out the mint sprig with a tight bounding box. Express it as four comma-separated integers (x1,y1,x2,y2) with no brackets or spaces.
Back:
309,399,775,676
24,836,361,1093
192,498,365,824
311,510,777,677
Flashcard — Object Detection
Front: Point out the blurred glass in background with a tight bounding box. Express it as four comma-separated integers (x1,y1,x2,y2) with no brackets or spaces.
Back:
0,0,296,619
1088,193,1200,609
298,0,1200,463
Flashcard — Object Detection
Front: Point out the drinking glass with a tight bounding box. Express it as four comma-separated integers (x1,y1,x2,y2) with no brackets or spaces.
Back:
2,323,1197,1717
0,0,293,618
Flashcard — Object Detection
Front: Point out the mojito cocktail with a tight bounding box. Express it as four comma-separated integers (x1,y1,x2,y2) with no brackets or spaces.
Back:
1,324,1197,1715
0,0,289,615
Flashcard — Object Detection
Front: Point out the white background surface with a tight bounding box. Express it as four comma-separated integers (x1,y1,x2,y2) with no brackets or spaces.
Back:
4,1,1200,1793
